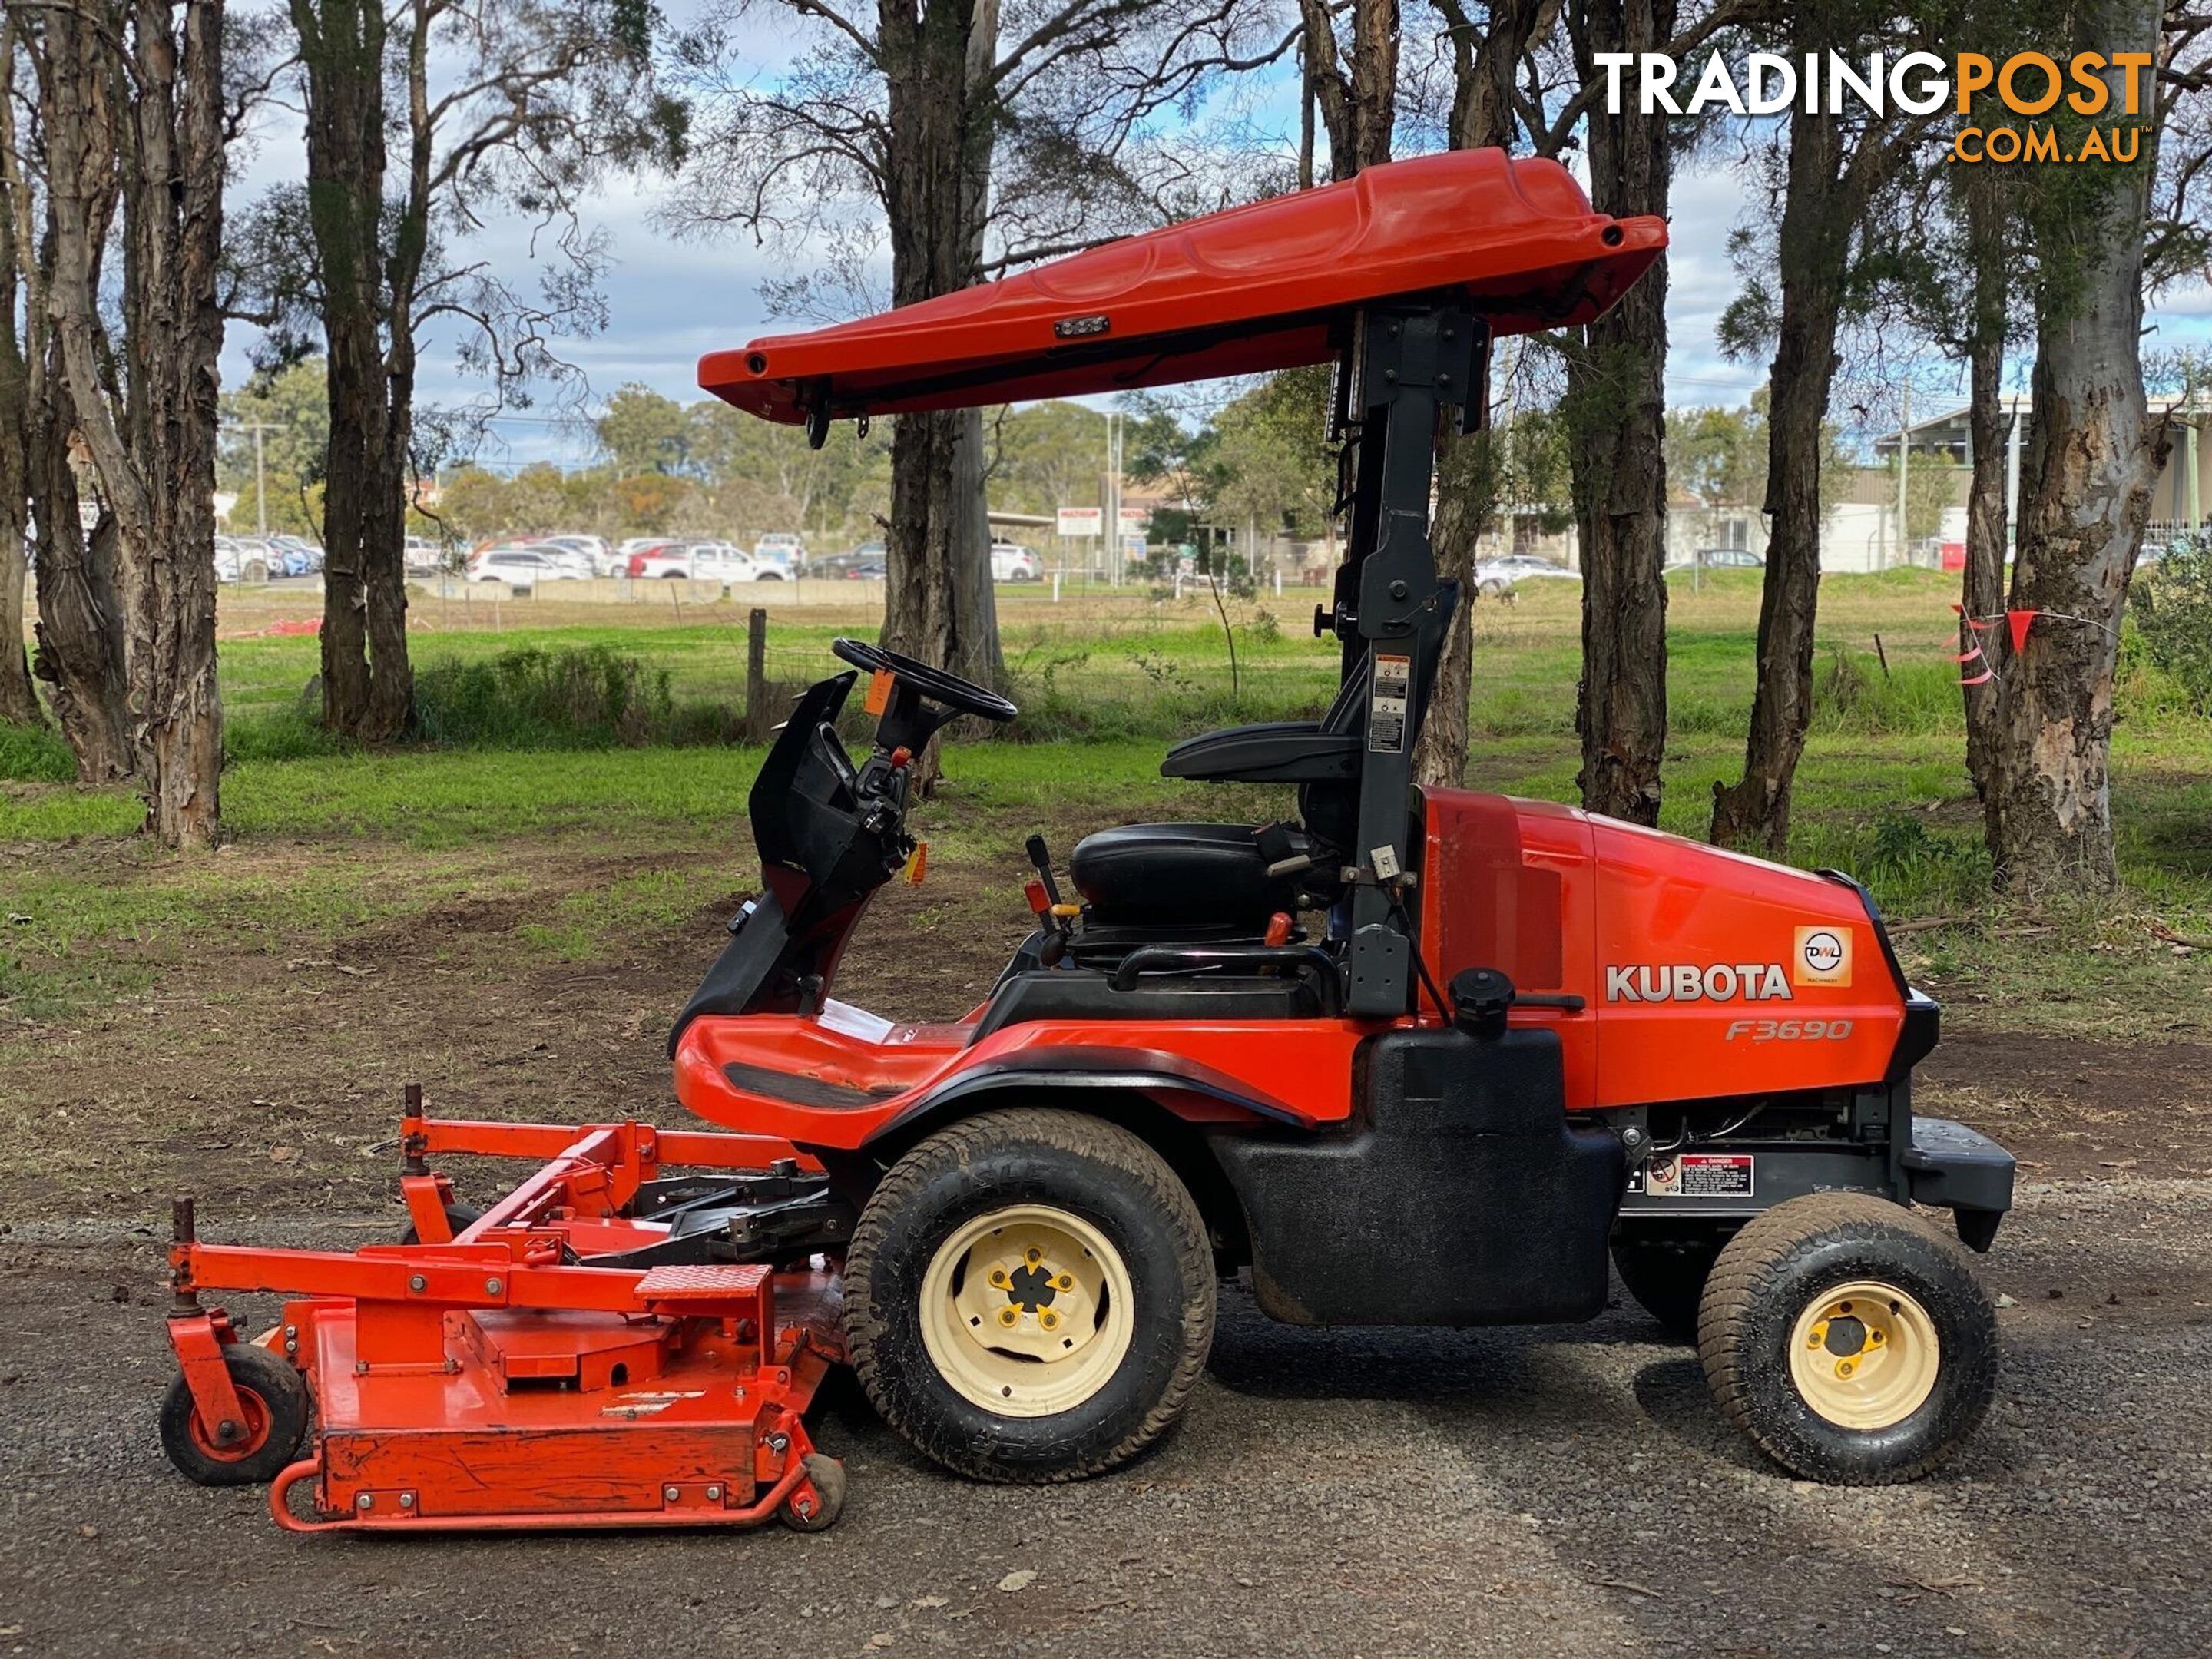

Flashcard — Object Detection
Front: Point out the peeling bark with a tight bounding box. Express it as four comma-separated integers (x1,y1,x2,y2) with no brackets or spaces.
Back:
1983,22,2164,891
40,0,227,846
1960,177,2009,800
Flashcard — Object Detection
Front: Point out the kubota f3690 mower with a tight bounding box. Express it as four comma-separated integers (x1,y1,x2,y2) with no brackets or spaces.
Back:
161,149,2013,1530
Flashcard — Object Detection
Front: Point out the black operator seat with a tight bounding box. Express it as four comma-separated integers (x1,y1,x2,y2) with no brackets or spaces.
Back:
1065,581,1458,931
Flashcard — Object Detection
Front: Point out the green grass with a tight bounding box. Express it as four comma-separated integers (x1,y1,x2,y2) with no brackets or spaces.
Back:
5,566,2210,1036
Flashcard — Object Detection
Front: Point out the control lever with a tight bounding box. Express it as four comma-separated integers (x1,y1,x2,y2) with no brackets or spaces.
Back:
1024,834,1064,907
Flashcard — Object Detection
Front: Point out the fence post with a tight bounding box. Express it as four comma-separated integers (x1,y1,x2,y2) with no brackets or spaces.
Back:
744,607,770,743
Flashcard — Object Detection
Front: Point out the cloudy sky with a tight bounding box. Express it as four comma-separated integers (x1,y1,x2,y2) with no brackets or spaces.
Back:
218,34,2212,475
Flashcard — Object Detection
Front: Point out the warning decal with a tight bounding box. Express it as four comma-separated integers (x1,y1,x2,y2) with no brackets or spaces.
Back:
1369,653,1412,753
1641,1153,1753,1199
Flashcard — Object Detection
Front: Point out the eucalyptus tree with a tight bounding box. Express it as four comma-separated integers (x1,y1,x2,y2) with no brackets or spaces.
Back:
243,0,677,741
666,0,1291,706
31,0,233,843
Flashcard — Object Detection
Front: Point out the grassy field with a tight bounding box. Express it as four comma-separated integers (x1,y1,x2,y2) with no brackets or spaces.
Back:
3,567,2210,1042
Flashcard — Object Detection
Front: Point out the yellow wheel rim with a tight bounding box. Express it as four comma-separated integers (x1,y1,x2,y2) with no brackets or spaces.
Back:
918,1204,1134,1418
1787,1279,1941,1430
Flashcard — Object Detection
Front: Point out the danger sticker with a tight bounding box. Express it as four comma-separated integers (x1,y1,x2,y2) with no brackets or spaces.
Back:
1641,1153,1753,1199
1368,653,1412,753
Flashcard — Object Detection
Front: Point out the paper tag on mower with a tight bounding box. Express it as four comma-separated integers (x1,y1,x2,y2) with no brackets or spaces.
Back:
864,667,896,715
1368,653,1411,753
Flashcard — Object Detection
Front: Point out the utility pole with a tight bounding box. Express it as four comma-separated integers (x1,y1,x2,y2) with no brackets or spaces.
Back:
226,420,283,538
1892,384,1910,569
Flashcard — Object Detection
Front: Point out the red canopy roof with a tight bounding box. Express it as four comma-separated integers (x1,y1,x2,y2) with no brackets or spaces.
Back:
700,149,1665,426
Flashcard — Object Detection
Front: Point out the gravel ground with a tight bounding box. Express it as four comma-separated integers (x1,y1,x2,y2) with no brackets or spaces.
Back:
2,1176,2207,1659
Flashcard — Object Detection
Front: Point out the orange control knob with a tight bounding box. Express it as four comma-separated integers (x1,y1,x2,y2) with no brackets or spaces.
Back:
889,746,912,769
1263,912,1293,946
1023,878,1050,916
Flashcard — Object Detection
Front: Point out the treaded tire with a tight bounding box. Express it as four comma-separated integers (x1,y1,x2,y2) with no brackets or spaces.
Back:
1697,1192,1998,1485
1613,1227,1730,1343
160,1342,310,1486
843,1108,1215,1484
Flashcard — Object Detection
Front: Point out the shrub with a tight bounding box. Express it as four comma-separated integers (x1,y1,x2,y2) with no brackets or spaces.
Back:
0,717,75,784
2128,536,2212,715
412,645,695,748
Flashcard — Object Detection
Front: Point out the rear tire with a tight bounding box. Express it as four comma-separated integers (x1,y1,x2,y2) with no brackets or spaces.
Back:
843,1108,1215,1484
1698,1192,1997,1485
1613,1226,1728,1343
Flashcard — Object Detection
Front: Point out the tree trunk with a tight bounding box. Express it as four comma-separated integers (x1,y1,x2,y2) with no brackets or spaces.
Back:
1300,0,1397,179
1410,0,1559,791
296,0,412,742
0,35,38,729
877,0,1000,727
0,367,35,726
1982,21,2163,890
27,18,132,780
30,427,132,778
42,0,227,846
1563,0,1670,825
1708,106,1849,856
1959,177,2008,800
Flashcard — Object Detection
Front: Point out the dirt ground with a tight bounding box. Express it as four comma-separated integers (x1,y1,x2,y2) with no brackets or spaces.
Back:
3,837,2211,1657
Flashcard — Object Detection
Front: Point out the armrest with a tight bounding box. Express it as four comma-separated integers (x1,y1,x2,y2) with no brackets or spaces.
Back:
1161,722,1363,783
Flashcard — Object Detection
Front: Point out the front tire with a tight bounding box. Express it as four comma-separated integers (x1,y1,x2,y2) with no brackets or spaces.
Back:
843,1108,1215,1483
1698,1192,1997,1485
160,1342,310,1486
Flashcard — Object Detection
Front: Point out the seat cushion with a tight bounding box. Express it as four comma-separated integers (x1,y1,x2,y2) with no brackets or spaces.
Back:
1068,822,1296,926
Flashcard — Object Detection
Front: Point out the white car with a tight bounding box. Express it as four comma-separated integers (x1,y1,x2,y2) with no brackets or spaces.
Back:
544,534,619,575
1474,555,1580,595
990,541,1039,581
753,532,805,573
694,541,786,584
469,545,581,591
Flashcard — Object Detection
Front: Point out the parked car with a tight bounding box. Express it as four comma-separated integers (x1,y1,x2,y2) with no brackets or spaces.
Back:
1665,547,1765,575
543,534,618,575
690,541,779,584
470,545,583,590
753,532,806,574
1473,554,1580,595
809,540,882,579
627,541,694,579
271,535,325,575
843,558,887,581
227,538,280,583
403,535,449,575
990,541,1040,581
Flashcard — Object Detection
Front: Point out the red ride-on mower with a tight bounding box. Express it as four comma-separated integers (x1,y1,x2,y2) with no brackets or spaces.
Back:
161,151,2014,1530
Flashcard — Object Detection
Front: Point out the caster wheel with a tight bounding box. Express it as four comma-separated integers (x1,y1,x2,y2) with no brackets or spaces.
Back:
399,1201,482,1244
780,1453,846,1532
843,1108,1214,1484
160,1343,310,1486
1699,1192,1998,1485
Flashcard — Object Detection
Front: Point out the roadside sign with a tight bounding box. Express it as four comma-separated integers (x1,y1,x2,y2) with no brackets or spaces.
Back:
1057,507,1103,538
1117,507,1150,532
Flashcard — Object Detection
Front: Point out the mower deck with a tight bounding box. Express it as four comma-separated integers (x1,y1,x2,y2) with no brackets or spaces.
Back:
162,1104,848,1535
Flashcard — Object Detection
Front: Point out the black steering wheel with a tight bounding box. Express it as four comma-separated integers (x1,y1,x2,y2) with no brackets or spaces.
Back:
832,637,1018,724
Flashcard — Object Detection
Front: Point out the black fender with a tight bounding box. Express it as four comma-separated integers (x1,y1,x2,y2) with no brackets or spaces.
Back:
857,1045,1313,1156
